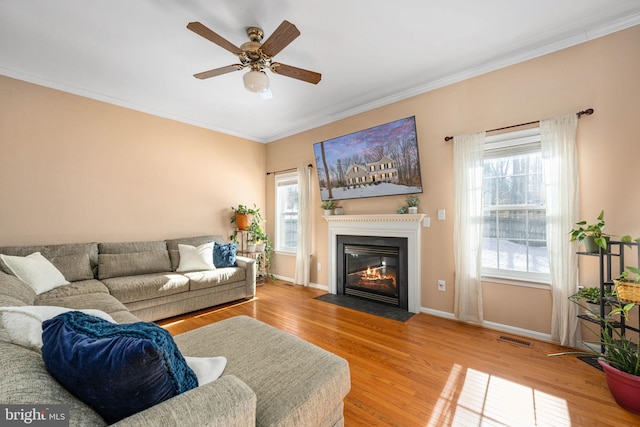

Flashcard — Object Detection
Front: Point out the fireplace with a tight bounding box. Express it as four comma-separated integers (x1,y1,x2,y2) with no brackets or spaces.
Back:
337,235,408,310
325,214,424,313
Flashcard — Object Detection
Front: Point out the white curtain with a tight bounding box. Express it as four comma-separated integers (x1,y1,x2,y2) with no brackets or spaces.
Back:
541,114,581,347
294,165,311,286
453,132,486,323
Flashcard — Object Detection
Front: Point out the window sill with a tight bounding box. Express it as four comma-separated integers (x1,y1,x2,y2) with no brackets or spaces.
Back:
482,275,551,290
275,250,296,257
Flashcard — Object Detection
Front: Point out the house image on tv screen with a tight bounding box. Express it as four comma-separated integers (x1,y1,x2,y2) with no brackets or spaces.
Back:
345,156,399,188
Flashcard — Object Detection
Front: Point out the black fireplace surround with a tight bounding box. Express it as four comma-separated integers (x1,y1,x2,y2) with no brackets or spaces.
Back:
336,235,408,310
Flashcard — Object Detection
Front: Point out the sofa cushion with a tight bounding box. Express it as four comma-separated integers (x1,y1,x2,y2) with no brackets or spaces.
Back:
98,240,167,254
0,242,99,279
186,268,246,291
36,292,130,316
41,311,198,424
98,251,172,279
214,242,238,268
37,279,109,300
166,235,225,271
0,270,36,305
48,253,94,282
0,252,69,295
177,243,215,272
101,273,190,303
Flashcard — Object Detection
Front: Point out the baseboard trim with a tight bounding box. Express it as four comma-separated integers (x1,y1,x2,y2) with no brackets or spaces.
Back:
271,274,328,291
420,307,554,344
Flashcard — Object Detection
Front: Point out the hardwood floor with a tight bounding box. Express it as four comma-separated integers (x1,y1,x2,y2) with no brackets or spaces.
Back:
157,281,640,426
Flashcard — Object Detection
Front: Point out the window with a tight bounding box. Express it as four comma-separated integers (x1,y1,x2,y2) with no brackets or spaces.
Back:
275,172,298,253
481,128,549,283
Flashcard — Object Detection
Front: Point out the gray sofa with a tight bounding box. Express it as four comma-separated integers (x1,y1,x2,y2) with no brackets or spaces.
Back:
0,235,256,322
0,236,351,426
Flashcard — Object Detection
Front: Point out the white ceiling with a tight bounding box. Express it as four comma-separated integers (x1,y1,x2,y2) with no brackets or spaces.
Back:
1,1,639,143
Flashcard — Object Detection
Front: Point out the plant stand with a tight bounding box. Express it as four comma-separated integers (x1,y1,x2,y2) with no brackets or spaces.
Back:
577,240,640,355
233,230,267,284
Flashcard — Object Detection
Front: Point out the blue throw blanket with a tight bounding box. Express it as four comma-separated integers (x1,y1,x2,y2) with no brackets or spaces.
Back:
56,311,197,393
42,311,198,423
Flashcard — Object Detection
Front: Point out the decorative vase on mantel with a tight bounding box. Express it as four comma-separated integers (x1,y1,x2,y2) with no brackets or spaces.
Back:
324,209,333,216
408,207,418,214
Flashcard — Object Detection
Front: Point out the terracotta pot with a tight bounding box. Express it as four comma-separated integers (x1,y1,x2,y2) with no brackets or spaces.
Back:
235,213,252,231
598,358,640,414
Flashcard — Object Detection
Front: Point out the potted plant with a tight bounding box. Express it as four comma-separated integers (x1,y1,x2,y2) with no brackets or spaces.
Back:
397,206,407,214
247,222,268,252
231,204,261,231
406,195,420,214
551,292,640,414
614,265,640,306
569,210,608,253
321,200,335,215
570,286,616,319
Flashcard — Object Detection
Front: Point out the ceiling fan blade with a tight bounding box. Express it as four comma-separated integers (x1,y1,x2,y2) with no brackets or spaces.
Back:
194,64,243,80
271,63,321,84
260,20,300,57
187,22,243,55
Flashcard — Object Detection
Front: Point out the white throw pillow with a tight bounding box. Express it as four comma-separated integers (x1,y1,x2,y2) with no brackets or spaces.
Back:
184,356,227,385
0,306,115,352
176,243,215,272
0,252,70,295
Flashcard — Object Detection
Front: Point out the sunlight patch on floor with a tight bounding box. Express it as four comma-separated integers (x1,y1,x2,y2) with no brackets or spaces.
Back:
428,364,571,426
159,319,184,328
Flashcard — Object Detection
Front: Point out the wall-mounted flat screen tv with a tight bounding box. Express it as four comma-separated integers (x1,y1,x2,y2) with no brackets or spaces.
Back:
313,116,422,201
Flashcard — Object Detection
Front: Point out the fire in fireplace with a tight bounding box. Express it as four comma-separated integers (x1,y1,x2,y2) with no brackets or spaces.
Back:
337,235,408,310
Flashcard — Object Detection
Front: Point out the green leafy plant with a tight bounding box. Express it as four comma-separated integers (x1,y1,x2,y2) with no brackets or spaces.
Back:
230,203,262,224
321,200,335,210
569,210,608,250
569,210,637,251
616,265,640,284
571,287,615,304
397,206,407,214
406,195,420,208
550,293,639,376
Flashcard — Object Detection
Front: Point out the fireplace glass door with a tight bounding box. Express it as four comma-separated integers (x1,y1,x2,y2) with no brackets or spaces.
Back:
344,244,399,306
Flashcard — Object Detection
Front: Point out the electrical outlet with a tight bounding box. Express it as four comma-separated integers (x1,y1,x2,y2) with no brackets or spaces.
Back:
317,262,322,271
438,280,446,291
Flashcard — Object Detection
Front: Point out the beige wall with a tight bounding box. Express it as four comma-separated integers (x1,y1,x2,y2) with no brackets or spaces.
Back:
266,25,640,334
0,76,266,246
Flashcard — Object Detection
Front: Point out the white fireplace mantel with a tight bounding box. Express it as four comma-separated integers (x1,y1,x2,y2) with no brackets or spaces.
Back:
324,214,425,313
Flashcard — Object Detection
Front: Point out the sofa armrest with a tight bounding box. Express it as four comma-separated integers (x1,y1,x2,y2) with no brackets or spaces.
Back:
235,256,256,296
113,375,256,427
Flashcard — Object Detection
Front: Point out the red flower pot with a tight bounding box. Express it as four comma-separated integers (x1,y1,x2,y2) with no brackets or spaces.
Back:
598,358,640,414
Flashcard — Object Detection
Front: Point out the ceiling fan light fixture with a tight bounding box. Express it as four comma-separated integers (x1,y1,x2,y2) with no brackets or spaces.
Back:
243,70,270,93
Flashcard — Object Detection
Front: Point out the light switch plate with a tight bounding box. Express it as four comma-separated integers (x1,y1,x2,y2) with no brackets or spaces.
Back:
437,209,446,220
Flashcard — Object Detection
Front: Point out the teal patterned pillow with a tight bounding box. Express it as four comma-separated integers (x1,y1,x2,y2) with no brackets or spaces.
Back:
213,243,237,268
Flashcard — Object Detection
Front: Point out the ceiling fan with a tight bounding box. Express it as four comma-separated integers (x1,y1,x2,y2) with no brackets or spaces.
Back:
187,20,321,98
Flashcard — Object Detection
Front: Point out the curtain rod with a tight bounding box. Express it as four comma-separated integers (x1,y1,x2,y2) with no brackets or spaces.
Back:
266,163,313,176
443,108,594,142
